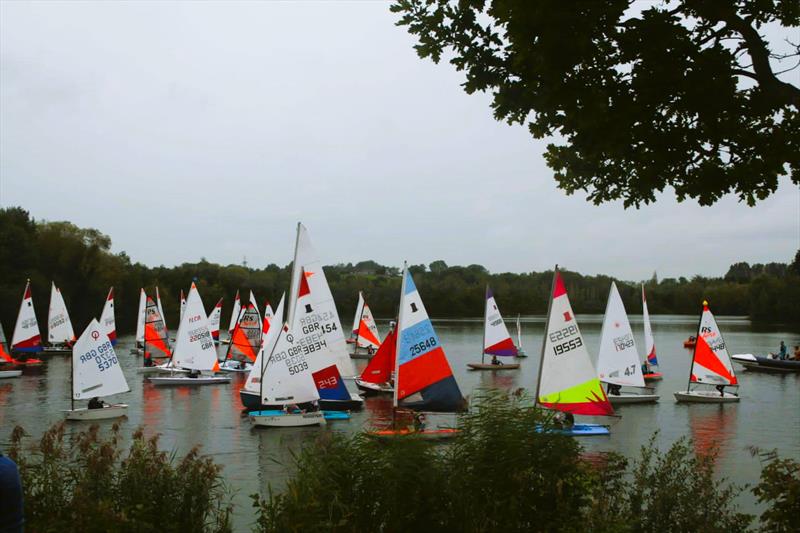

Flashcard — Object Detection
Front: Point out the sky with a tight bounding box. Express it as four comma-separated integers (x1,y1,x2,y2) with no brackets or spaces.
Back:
1,1,798,281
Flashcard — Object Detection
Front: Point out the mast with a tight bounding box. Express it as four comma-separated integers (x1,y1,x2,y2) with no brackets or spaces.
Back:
286,222,302,328
392,262,409,420
686,300,706,393
534,265,559,405
70,342,75,411
481,284,488,365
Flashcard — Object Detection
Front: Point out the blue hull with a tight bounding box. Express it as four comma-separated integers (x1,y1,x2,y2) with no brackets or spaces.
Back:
250,409,350,421
536,423,610,436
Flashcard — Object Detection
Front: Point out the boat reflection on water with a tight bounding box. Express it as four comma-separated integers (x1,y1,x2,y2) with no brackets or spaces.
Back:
478,369,518,392
363,394,394,424
688,404,739,462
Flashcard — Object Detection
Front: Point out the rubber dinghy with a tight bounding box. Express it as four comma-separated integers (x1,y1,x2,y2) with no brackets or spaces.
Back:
674,301,740,403
468,285,520,370
63,319,129,420
535,267,614,436
640,284,662,381
596,282,659,404
148,283,230,386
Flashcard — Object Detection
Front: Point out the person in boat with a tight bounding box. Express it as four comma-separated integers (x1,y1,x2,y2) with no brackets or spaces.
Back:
367,345,375,356
715,385,726,397
641,361,651,375
0,452,24,533
413,412,426,432
773,341,788,360
188,369,201,379
608,384,622,396
491,356,503,366
88,397,106,409
553,411,574,428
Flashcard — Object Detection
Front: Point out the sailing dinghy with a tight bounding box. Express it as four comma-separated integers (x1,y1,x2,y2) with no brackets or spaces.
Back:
207,297,223,343
535,268,614,436
641,285,662,381
349,291,382,359
0,323,23,379
346,293,365,345
130,288,147,354
148,283,230,385
220,302,259,372
240,295,284,410
136,296,181,374
355,323,396,394
221,290,241,345
468,286,520,370
597,282,659,404
99,287,116,345
44,282,75,354
674,301,740,403
515,314,528,357
64,319,129,420
11,280,45,365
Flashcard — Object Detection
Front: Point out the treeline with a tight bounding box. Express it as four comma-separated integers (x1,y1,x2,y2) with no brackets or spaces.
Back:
0,207,798,337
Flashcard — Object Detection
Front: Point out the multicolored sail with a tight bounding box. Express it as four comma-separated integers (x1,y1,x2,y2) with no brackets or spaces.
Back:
135,288,147,343
179,290,186,322
395,266,463,412
597,282,645,388
642,285,658,366
144,296,171,359
155,286,169,335
99,287,116,344
360,325,396,385
207,298,223,341
537,269,613,416
226,302,261,363
72,319,129,400
227,290,241,334
249,290,260,320
689,301,737,386
483,286,517,357
48,282,75,345
171,283,219,372
354,294,381,349
12,280,42,353
246,294,284,394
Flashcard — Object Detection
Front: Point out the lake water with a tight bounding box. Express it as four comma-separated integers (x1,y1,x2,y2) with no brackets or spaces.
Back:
1,315,799,530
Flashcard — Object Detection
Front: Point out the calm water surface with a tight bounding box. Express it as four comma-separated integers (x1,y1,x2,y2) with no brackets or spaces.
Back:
2,314,799,530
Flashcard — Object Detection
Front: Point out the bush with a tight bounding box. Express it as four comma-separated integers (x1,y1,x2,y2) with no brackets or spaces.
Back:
752,449,800,533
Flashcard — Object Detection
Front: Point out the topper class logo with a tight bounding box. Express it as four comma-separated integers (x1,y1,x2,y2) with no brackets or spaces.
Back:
91,331,100,340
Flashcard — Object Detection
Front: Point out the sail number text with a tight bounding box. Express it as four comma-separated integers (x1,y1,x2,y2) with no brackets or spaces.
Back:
409,336,437,356
550,325,581,356
78,339,119,372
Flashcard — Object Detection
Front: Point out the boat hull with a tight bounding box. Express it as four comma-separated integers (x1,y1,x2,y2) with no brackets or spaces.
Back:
149,375,231,386
239,389,363,411
643,372,663,382
608,393,660,404
733,354,800,373
467,363,520,370
535,423,610,436
137,365,188,375
64,404,128,420
0,370,22,379
369,428,460,440
250,410,326,427
40,346,72,356
354,378,393,395
218,360,252,373
674,390,740,403
349,349,375,360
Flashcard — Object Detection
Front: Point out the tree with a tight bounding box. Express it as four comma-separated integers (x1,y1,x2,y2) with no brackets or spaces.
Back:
428,260,448,273
391,0,800,207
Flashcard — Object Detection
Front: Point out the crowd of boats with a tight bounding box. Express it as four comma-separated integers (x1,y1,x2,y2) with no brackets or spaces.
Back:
1,223,797,437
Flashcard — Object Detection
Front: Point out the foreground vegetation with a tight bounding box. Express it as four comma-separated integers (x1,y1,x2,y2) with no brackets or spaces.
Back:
1,207,798,335
7,395,799,532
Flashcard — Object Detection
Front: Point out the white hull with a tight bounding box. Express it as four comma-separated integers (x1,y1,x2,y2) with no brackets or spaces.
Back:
250,411,326,427
42,345,71,355
64,404,128,420
218,360,252,373
354,378,393,394
0,370,23,379
608,393,659,404
674,390,740,403
137,365,188,375
148,375,231,386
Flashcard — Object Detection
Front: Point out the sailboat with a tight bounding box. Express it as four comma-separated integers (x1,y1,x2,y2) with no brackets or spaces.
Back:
63,319,130,420
44,282,75,354
515,314,528,357
136,295,178,374
99,287,116,345
130,288,147,354
156,286,169,337
468,285,520,370
240,295,284,410
674,300,740,403
207,297,223,342
148,283,230,385
354,323,396,394
641,285,662,381
0,323,23,379
11,280,44,361
597,282,659,404
220,302,260,372
221,289,241,345
346,293,365,345
349,291,382,359
179,289,186,322
535,267,614,436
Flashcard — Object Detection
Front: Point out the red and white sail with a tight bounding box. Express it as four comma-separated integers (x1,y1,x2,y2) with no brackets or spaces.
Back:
360,324,396,384
538,269,613,416
597,282,645,387
483,286,517,357
99,287,116,344
227,290,241,334
642,285,658,366
245,294,284,393
48,282,75,345
135,288,147,343
207,298,223,341
354,294,381,349
689,302,737,386
12,280,42,352
171,283,219,372
72,319,129,400
227,303,261,363
144,296,171,359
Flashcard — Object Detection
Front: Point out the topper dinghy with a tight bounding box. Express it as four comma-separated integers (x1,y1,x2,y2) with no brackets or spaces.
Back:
468,285,520,370
240,296,284,410
349,292,381,359
44,282,76,354
355,323,396,394
220,301,259,373
11,280,45,364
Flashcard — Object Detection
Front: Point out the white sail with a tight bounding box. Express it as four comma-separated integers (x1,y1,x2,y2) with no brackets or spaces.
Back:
12,280,42,351
516,315,523,348
483,286,517,357
207,298,223,340
179,290,186,321
286,223,354,377
260,322,320,406
249,290,260,319
135,288,147,343
99,287,116,343
689,302,738,386
351,292,365,337
246,294,284,393
227,290,241,333
156,286,168,333
72,319,129,400
48,283,75,344
171,283,219,372
642,285,658,366
597,282,645,387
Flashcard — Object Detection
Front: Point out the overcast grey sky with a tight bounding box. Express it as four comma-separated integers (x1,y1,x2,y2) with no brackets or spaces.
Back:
1,1,798,280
